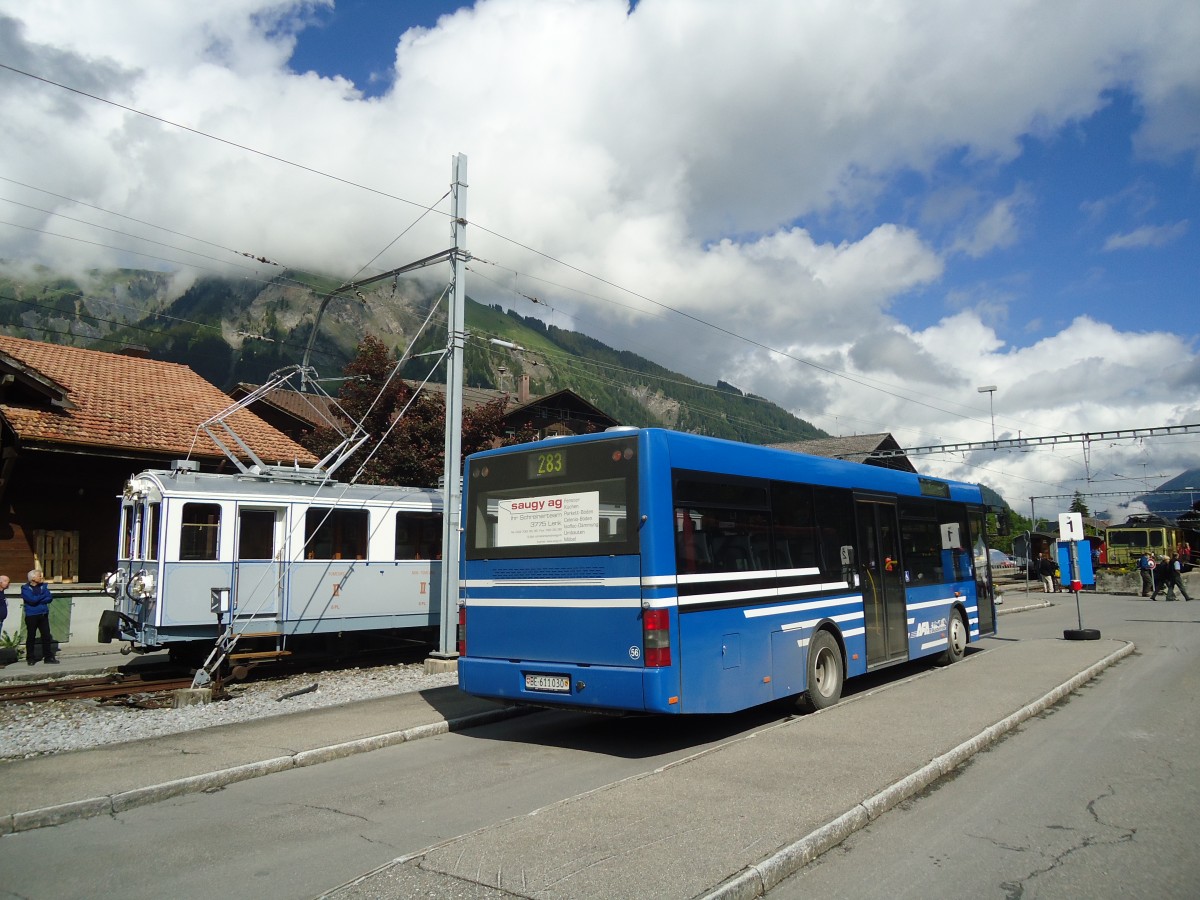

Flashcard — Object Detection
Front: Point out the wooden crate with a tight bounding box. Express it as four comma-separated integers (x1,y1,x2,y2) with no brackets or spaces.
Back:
32,529,80,584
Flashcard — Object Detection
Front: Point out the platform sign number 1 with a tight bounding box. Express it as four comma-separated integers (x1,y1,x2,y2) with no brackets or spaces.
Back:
1058,512,1084,542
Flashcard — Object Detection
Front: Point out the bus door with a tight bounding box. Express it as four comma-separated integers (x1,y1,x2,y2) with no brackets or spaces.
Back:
856,498,908,667
232,507,284,631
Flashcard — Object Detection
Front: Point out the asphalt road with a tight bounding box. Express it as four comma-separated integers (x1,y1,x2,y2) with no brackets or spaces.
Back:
769,590,1200,898
0,683,792,899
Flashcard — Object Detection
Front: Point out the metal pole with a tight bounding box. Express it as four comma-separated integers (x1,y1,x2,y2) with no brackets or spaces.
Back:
1069,540,1083,629
977,385,997,447
434,153,468,659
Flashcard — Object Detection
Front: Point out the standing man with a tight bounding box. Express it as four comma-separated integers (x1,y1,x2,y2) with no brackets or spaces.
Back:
1037,551,1056,593
1164,553,1192,602
22,569,58,665
0,574,8,636
1137,551,1155,598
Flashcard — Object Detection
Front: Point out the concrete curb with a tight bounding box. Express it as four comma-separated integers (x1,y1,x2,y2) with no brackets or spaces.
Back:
1,705,525,835
699,639,1136,900
996,597,1052,615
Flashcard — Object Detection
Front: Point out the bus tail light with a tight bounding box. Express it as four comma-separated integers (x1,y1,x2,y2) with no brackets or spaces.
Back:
643,608,671,667
457,605,467,656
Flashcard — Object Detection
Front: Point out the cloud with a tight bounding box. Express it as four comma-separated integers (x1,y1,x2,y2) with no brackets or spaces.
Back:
1103,220,1189,250
950,189,1031,259
1,0,1199,515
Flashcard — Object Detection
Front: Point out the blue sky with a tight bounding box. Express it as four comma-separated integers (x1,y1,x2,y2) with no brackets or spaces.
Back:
288,1,467,96
2,0,1198,514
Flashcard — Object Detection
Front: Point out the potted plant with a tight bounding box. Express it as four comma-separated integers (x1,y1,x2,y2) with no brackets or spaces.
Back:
0,628,21,665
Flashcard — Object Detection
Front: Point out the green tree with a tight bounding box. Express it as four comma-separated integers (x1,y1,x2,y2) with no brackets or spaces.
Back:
1070,491,1090,517
303,335,533,487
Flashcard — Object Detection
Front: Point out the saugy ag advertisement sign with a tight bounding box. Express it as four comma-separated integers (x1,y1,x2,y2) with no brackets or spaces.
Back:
497,491,600,547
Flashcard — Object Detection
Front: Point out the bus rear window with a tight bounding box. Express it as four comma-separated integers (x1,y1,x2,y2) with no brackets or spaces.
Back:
465,437,639,560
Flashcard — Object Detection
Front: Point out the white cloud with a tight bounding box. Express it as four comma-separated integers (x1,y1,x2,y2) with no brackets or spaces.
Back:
1,0,1198,516
1103,220,1189,250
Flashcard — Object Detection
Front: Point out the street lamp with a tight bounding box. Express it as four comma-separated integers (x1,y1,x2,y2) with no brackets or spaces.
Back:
977,385,997,446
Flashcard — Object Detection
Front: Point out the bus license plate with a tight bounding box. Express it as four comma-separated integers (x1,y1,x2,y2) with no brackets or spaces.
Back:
525,673,570,693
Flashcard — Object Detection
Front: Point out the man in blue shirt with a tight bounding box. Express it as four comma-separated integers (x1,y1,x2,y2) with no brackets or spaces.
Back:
1137,552,1154,598
22,569,58,665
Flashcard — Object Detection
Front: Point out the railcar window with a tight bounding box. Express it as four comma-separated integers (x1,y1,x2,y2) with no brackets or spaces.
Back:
120,507,135,559
144,503,160,561
396,512,442,560
238,510,276,560
305,508,368,560
180,503,221,561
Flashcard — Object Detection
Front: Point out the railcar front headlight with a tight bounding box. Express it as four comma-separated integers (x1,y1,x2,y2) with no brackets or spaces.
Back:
128,570,156,602
102,570,124,597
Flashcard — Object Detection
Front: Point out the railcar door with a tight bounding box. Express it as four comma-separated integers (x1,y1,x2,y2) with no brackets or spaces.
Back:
232,507,284,631
856,498,908,667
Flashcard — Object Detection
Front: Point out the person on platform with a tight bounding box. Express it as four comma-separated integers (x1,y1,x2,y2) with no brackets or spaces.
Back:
22,569,58,665
0,574,9,635
1137,552,1155,598
1037,552,1056,593
1160,553,1192,602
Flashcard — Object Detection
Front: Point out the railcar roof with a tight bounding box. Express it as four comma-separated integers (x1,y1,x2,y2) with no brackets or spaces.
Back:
131,469,441,507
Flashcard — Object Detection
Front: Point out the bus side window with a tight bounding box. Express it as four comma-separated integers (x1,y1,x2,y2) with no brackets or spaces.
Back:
771,481,820,571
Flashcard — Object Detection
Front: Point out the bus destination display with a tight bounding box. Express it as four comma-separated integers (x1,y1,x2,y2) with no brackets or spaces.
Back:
528,448,566,479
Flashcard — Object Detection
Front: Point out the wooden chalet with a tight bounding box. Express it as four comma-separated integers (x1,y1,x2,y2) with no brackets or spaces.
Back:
0,335,317,584
235,372,620,444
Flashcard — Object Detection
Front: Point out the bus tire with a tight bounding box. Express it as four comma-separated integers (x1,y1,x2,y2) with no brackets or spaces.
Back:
1063,628,1101,641
800,630,843,712
939,608,968,665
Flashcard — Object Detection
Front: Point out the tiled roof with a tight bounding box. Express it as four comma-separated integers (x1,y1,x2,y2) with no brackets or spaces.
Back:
232,382,346,428
769,433,918,472
0,335,318,465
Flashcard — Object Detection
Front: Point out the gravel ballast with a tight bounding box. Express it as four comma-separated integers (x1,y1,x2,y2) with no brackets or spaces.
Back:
0,663,458,760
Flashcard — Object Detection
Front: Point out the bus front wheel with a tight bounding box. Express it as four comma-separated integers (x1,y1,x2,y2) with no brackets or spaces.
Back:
939,608,967,665
801,630,844,712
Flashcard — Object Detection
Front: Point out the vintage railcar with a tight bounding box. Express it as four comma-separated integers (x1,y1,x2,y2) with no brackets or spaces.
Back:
100,462,442,659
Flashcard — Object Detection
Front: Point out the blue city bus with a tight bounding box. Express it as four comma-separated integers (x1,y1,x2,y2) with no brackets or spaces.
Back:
457,428,996,715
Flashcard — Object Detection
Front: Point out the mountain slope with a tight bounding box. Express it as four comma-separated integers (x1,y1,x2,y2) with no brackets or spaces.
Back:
0,265,825,445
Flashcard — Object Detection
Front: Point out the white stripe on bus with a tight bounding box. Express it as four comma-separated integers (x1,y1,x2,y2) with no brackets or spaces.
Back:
907,596,959,611
464,597,643,608
781,610,865,632
743,593,861,618
461,577,641,589
673,566,821,585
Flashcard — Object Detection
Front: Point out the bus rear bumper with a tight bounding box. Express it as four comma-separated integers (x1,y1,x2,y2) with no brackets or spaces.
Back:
458,657,678,714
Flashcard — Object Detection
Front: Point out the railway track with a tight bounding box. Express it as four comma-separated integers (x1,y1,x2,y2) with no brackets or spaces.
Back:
0,672,198,705
0,641,437,707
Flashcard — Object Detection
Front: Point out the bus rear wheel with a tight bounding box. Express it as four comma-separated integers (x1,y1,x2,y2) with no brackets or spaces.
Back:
939,608,967,665
801,630,843,712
